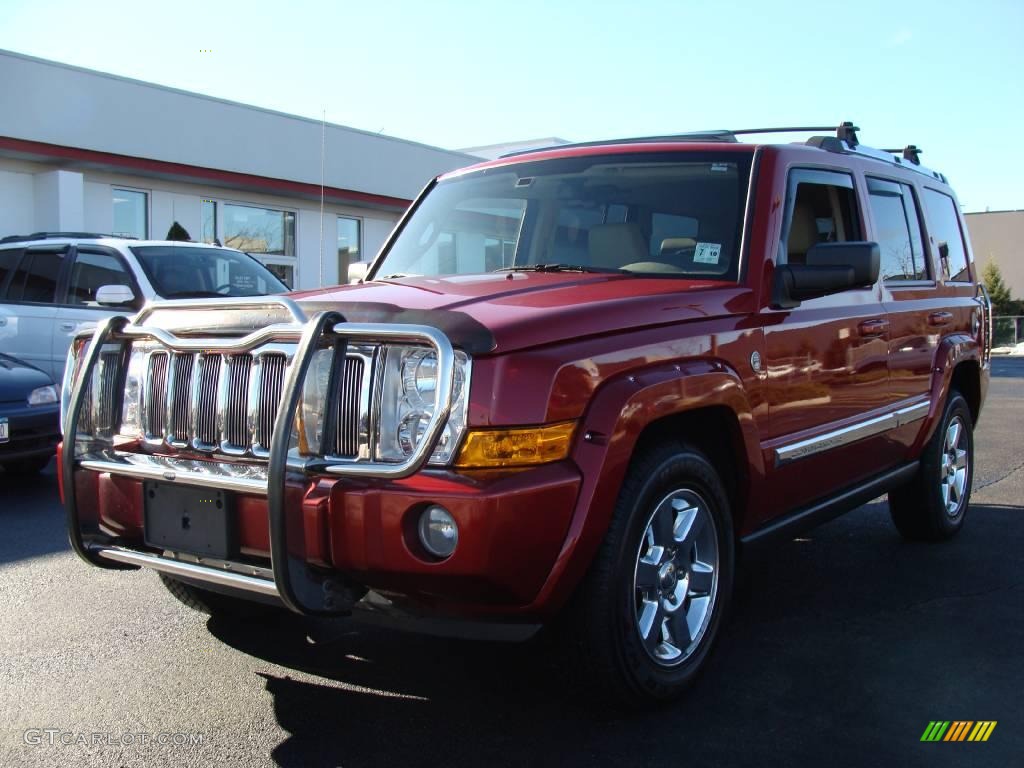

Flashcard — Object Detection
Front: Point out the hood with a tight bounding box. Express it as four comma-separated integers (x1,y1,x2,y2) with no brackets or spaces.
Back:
291,272,747,354
0,354,55,402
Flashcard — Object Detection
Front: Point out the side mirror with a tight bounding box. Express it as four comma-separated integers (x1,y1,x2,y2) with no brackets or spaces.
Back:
806,241,880,285
95,284,137,307
772,241,880,309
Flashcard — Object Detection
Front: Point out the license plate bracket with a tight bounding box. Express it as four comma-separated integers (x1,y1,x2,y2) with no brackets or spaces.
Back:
143,482,234,559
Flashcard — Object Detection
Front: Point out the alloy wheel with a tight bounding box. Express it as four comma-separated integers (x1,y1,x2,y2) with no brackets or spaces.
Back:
632,488,719,666
941,415,969,518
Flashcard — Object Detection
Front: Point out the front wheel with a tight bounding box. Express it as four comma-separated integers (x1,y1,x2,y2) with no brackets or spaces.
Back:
564,442,734,707
889,390,974,540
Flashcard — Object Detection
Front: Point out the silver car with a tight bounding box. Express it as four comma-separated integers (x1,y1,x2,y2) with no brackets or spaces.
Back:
0,233,288,382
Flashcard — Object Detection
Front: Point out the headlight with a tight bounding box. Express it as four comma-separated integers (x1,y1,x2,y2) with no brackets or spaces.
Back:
118,344,150,439
375,345,470,465
28,385,58,406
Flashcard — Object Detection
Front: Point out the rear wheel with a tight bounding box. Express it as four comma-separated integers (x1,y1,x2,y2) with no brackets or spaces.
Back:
889,390,974,541
564,441,734,707
158,573,283,619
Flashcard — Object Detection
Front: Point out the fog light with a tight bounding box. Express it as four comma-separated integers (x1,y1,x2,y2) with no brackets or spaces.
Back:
418,505,458,558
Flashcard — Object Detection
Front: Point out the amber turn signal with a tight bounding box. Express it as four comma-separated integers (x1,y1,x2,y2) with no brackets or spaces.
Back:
454,421,576,468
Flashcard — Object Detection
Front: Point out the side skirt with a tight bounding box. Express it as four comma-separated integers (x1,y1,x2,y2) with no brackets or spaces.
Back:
740,462,919,557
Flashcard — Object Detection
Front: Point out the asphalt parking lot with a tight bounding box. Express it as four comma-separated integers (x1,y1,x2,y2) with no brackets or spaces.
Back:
1,359,1022,768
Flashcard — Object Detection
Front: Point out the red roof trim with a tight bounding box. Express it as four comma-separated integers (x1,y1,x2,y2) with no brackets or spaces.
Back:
0,135,412,210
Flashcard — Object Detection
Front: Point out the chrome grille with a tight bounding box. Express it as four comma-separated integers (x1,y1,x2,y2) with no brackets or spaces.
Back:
146,353,169,438
94,351,121,433
169,353,195,444
256,354,287,450
224,354,253,449
334,356,365,457
140,346,370,459
195,355,222,446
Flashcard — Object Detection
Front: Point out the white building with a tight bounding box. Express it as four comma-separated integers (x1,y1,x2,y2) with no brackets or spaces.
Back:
0,49,478,289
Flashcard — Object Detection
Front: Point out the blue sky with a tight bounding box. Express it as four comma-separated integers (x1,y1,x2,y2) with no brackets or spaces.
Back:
2,0,1021,211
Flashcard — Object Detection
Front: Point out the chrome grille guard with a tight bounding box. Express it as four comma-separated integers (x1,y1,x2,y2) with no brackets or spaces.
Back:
63,296,458,615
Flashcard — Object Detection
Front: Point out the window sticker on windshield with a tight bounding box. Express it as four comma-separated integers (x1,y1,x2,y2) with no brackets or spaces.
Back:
693,242,722,264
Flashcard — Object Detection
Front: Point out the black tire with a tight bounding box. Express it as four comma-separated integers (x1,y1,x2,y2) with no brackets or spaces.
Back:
889,390,974,541
2,455,52,475
158,572,283,619
563,441,734,708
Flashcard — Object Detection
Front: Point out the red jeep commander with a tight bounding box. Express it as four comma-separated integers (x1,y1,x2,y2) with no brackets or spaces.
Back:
60,123,990,705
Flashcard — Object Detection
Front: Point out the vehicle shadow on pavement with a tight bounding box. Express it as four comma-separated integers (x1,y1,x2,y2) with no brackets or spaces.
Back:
208,500,1024,768
0,462,68,565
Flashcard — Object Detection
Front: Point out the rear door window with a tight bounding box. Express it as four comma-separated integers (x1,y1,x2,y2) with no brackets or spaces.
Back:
922,188,970,282
867,178,929,281
5,247,67,302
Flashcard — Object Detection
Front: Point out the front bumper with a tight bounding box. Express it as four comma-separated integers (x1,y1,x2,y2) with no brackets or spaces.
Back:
65,447,581,616
0,402,59,463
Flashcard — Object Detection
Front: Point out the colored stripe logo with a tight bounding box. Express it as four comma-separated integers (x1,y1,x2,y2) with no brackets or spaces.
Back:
921,721,997,742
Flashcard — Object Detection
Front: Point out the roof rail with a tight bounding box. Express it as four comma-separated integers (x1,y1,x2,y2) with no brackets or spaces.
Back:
499,131,737,157
496,122,948,182
806,132,946,182
499,122,861,158
0,232,133,244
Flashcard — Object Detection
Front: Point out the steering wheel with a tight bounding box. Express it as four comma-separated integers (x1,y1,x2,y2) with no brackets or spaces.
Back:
214,283,233,294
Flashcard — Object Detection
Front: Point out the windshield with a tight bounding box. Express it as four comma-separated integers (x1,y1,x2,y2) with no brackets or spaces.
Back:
131,246,289,298
372,151,754,281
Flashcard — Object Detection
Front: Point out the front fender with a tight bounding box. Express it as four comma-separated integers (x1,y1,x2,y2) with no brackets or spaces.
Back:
526,359,761,616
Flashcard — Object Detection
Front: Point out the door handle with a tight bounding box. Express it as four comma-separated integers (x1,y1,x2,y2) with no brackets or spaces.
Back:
928,311,953,327
60,323,75,332
857,318,889,337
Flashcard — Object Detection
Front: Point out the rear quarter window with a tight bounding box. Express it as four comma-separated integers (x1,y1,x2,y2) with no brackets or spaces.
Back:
922,188,970,282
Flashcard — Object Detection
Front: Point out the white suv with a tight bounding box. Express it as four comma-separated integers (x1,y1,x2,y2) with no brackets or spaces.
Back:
0,233,288,382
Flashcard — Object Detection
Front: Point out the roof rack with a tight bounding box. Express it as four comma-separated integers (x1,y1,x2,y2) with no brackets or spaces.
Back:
497,122,948,182
882,145,923,165
499,122,862,158
0,232,133,244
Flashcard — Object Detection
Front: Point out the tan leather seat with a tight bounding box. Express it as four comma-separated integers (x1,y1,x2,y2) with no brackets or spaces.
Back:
589,223,648,269
787,202,818,264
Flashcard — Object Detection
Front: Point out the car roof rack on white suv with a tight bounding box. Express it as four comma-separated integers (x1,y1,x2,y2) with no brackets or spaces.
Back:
0,232,137,244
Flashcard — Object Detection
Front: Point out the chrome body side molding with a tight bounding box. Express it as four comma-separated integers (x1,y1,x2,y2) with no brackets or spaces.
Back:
775,400,930,465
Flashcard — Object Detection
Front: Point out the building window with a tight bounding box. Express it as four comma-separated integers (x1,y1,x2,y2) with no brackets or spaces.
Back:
337,216,361,283
200,199,217,244
261,261,294,289
223,204,295,256
223,203,296,286
112,188,148,239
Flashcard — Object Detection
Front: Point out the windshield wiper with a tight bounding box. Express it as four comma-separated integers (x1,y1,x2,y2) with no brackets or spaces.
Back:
496,263,624,274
